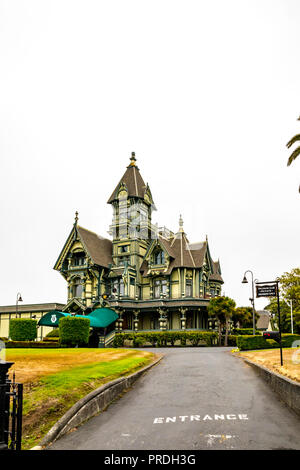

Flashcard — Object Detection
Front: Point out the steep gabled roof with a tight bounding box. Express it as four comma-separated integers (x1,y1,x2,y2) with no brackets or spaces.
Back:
209,260,224,284
77,226,112,268
107,153,155,207
164,232,207,274
54,224,112,271
140,231,210,276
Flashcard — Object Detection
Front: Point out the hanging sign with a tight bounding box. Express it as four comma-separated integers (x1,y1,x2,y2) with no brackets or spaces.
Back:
256,284,277,298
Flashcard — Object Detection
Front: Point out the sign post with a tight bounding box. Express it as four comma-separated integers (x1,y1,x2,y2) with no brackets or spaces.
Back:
256,280,283,366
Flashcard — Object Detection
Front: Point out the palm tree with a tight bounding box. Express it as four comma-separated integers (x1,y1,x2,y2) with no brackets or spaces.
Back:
286,116,300,192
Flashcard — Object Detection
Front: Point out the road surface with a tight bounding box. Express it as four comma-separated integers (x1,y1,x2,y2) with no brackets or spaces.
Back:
48,347,300,450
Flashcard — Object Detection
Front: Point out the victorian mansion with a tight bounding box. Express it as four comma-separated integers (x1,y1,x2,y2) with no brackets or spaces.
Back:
53,153,224,332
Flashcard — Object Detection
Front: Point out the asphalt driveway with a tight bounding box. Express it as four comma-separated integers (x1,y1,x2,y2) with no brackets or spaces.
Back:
48,347,300,450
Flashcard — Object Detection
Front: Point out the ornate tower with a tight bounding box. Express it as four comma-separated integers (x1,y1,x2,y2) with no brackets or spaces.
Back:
107,152,156,298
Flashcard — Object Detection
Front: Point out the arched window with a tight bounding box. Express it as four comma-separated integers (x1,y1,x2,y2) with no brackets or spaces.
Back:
73,278,83,298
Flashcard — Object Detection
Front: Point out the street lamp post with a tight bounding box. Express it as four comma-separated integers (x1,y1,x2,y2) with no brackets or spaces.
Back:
283,298,294,334
242,270,256,336
16,293,23,318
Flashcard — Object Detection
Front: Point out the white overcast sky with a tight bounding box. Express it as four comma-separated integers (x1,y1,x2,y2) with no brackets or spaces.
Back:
0,0,299,310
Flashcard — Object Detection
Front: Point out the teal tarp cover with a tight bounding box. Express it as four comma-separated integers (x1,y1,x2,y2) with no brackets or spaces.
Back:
38,311,68,327
38,308,118,328
86,308,119,328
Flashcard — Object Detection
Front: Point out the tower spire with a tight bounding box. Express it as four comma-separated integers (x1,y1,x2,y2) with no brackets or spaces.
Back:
74,211,79,226
179,214,184,233
129,151,136,167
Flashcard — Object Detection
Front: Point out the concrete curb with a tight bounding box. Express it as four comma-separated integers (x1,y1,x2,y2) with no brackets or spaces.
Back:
242,357,300,417
33,355,163,450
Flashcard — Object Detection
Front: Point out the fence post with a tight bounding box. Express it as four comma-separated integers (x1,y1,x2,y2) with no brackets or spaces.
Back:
0,361,14,451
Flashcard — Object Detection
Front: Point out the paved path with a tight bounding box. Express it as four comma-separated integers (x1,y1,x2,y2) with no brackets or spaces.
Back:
49,347,300,450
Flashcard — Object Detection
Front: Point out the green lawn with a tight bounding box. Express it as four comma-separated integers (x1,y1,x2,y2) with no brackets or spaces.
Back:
6,348,156,449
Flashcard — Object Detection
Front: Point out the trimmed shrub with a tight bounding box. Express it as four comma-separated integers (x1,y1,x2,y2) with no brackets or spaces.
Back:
237,333,300,351
59,316,90,347
9,318,37,341
133,336,145,347
4,340,62,348
226,335,238,346
281,334,300,348
45,329,60,338
233,328,261,336
43,337,59,343
113,331,218,348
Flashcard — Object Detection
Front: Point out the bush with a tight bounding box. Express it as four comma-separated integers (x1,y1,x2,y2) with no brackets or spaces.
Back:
226,335,238,346
9,318,37,341
4,340,62,348
237,333,300,351
133,336,145,347
113,331,218,348
281,334,300,348
233,328,261,335
45,329,60,338
59,316,90,347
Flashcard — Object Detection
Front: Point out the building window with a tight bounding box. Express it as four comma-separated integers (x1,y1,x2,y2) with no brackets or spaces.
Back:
73,278,83,298
119,245,129,253
73,252,85,266
119,256,130,267
153,250,165,265
112,279,125,297
186,279,193,297
154,279,167,298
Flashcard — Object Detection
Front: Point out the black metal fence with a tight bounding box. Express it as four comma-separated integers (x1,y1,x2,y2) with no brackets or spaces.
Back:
0,362,23,451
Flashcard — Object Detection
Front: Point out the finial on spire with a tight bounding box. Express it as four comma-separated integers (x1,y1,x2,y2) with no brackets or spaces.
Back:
129,151,136,166
179,214,184,232
74,211,79,225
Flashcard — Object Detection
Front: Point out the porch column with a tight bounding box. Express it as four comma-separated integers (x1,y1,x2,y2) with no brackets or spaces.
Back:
158,308,165,331
115,309,123,332
133,310,140,332
180,307,187,330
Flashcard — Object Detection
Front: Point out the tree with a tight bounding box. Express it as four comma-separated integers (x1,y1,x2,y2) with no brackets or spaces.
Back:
207,296,236,346
232,307,259,329
264,268,300,334
286,116,300,193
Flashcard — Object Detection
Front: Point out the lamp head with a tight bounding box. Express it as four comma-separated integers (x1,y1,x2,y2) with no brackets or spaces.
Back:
242,275,248,284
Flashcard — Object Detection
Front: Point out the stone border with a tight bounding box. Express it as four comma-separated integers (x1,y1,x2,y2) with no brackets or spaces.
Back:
31,355,163,450
242,357,300,417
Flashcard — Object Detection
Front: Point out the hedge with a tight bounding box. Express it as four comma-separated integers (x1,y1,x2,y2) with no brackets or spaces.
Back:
9,318,37,341
237,333,300,351
233,328,261,336
59,316,90,347
4,340,63,348
113,331,218,348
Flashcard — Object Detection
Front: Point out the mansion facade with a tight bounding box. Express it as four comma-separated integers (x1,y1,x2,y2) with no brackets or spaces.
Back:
54,153,224,332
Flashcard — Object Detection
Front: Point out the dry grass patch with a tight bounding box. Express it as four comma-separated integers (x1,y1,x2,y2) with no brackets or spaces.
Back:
238,348,300,383
5,348,159,449
6,348,151,384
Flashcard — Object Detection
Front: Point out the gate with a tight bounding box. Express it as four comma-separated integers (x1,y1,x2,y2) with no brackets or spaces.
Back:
0,362,23,451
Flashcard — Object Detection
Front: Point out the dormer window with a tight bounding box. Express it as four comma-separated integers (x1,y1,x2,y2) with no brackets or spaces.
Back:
153,250,165,265
73,252,85,266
